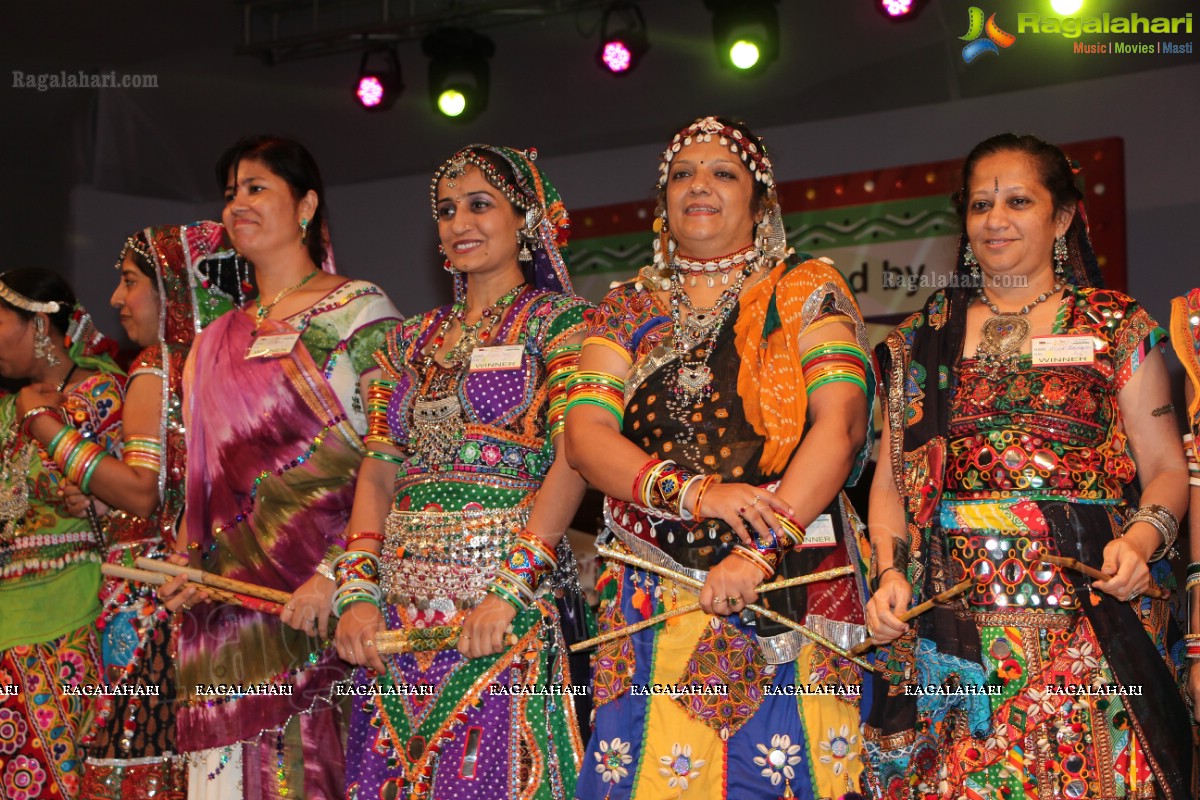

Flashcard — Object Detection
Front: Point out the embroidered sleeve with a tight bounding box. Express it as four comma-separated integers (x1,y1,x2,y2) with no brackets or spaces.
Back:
1095,291,1168,390
584,283,668,364
542,295,592,353
345,291,402,377
64,372,127,455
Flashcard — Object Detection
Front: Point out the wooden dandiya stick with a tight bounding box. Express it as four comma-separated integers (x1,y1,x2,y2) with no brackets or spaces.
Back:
374,625,519,655
849,577,975,657
101,563,286,615
570,602,702,653
568,566,856,652
134,557,293,605
1038,554,1170,600
594,545,874,671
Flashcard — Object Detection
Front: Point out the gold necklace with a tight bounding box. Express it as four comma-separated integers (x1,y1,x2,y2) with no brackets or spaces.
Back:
254,270,318,326
975,280,1063,374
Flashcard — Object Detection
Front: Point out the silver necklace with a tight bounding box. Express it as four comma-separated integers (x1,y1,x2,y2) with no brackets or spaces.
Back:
975,281,1063,374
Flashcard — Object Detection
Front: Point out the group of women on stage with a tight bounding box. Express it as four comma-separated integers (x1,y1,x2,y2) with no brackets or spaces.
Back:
0,117,1196,800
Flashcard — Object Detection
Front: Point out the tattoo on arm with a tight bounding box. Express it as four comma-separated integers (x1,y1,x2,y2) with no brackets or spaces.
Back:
1151,404,1175,418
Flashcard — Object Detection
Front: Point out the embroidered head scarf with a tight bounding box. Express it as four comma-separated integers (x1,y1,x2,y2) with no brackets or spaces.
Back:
430,144,574,297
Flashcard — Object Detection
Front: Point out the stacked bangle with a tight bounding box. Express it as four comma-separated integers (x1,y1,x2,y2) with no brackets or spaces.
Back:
1185,433,1199,487
565,370,626,427
546,345,581,440
51,428,111,492
364,380,398,449
632,458,699,516
331,551,382,617
20,405,63,434
1122,504,1180,561
800,342,870,397
731,546,775,579
487,528,558,612
124,435,164,473
1186,562,1200,593
680,474,721,521
1185,633,1200,660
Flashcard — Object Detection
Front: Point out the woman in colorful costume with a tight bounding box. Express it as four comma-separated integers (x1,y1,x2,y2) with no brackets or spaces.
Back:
567,116,875,800
162,136,400,799
864,133,1193,799
1170,289,1200,750
73,222,244,799
1,269,124,799
334,144,591,800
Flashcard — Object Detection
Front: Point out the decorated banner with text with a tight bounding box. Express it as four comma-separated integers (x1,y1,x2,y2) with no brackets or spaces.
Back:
567,137,1126,346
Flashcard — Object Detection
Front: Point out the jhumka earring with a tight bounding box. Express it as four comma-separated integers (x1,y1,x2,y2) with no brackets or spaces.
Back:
963,242,978,267
33,316,59,367
1053,235,1068,277
299,218,309,243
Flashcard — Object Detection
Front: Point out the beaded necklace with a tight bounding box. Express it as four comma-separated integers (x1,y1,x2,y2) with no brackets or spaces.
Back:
668,261,754,405
672,243,757,288
421,282,526,370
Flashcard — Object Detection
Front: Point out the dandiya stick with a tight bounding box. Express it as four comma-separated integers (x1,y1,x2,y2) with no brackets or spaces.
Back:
101,563,286,615
1038,554,1169,600
849,577,975,657
570,602,702,653
568,566,856,653
593,545,874,671
134,557,293,605
374,626,518,655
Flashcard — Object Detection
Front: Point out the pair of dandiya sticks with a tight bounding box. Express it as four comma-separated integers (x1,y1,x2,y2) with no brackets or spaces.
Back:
103,551,1166,665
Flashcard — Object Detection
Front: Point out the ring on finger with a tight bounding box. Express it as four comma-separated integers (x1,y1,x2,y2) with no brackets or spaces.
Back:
714,597,727,605
364,639,374,648
727,596,742,607
751,495,762,506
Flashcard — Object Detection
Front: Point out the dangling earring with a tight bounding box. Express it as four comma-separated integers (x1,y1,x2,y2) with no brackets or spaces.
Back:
299,218,309,243
33,316,60,367
1053,234,1068,277
963,242,978,267
439,244,460,275
517,229,532,263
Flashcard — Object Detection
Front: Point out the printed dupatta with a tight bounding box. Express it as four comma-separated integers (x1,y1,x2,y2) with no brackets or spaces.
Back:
177,310,363,750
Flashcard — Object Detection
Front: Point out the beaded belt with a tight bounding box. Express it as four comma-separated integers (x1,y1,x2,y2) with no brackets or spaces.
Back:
0,529,102,579
380,504,532,616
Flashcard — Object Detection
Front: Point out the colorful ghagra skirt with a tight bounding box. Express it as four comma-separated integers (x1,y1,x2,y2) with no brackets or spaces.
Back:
344,506,584,800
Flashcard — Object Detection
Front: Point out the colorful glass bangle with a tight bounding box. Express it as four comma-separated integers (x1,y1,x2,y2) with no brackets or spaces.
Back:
636,459,673,507
21,405,63,434
80,450,110,494
689,474,720,521
775,515,806,549
486,580,527,613
366,449,405,466
124,436,164,473
678,474,708,521
731,545,775,579
365,380,398,448
46,424,71,456
347,530,385,546
333,551,381,585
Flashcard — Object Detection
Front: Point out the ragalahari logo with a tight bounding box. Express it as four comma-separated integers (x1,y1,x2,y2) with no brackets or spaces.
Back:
960,7,1017,63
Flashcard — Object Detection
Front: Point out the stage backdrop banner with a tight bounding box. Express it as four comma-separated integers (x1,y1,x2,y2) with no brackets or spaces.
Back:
567,137,1125,346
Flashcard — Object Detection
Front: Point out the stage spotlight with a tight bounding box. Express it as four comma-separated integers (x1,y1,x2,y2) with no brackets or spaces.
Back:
422,28,494,121
706,0,779,74
876,0,927,20
597,3,649,75
1051,0,1084,14
354,47,402,111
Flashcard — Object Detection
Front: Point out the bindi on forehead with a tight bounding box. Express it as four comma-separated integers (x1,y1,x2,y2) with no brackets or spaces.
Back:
994,177,999,194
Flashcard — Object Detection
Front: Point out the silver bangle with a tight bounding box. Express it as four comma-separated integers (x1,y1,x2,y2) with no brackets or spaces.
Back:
1123,504,1179,562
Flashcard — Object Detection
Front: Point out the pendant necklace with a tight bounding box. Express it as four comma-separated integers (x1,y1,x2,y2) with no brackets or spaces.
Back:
254,270,319,328
975,279,1063,374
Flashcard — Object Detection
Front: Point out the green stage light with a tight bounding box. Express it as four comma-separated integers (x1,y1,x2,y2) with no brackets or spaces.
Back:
706,0,779,75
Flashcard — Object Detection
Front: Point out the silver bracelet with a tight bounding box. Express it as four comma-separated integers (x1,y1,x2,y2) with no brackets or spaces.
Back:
1123,504,1179,562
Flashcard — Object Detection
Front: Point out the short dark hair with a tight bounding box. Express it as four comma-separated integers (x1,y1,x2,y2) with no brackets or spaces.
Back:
216,136,329,268
0,268,75,335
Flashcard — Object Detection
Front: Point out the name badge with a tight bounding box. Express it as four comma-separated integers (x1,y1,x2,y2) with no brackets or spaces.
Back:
798,514,835,548
469,345,525,372
1030,335,1095,367
245,332,301,360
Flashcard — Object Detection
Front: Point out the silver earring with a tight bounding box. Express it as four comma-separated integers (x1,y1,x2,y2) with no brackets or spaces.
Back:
963,242,978,267
1053,235,1068,276
33,316,59,367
